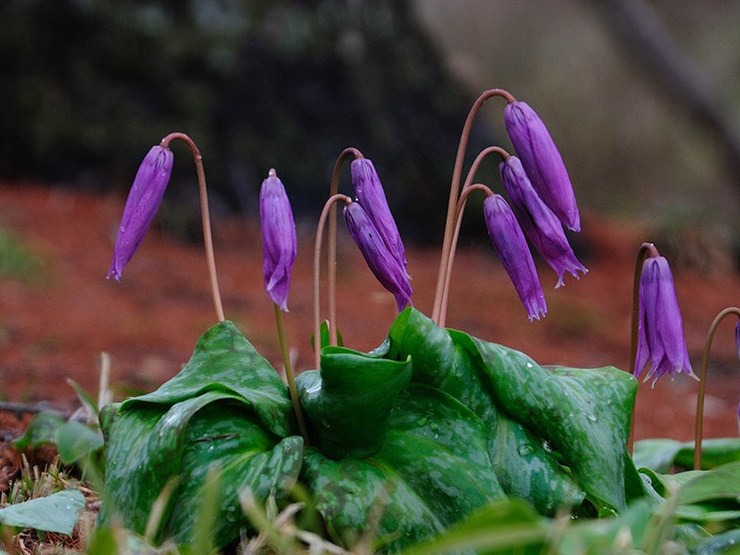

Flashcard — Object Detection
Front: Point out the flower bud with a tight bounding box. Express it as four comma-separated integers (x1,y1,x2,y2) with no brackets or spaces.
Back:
107,145,173,281
634,256,695,384
343,202,412,311
504,101,580,232
260,170,297,312
483,194,547,321
500,156,587,288
351,158,409,275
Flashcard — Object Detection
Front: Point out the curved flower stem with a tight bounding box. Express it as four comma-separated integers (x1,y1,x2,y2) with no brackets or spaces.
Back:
274,304,310,444
327,148,364,345
438,183,495,328
313,193,353,369
693,306,740,469
629,242,660,373
432,89,516,324
627,242,660,453
438,146,510,327
160,132,225,322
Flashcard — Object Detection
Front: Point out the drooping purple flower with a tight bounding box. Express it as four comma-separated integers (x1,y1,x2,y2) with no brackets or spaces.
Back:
351,158,409,276
260,170,297,312
504,101,580,232
343,201,412,311
634,256,695,384
483,194,547,321
107,145,174,281
500,156,587,288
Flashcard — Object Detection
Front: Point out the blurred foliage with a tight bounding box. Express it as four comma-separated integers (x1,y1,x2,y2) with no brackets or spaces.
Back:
0,0,497,243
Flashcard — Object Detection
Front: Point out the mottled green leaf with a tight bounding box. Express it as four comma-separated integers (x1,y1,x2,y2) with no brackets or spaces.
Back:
11,411,65,451
0,489,85,535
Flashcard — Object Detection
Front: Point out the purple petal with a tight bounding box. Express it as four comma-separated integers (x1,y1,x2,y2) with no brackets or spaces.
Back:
504,101,580,232
483,194,547,321
344,202,413,311
500,156,587,288
260,172,297,312
636,256,694,384
107,145,173,280
351,158,409,276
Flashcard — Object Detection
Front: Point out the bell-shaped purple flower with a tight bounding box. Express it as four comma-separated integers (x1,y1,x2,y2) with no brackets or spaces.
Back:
351,158,409,276
483,194,547,321
260,170,297,312
343,201,412,311
504,101,581,232
107,145,174,281
634,256,695,383
500,156,587,288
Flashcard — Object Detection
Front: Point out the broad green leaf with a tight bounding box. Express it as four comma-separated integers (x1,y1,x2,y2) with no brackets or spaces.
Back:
11,411,65,451
55,421,104,465
299,382,506,550
100,321,303,550
399,499,546,555
634,438,740,472
123,320,295,437
677,461,740,506
0,489,85,535
297,345,412,458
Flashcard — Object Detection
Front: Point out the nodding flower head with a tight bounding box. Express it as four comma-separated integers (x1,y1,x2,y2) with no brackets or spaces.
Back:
343,201,413,311
107,145,174,281
483,193,547,321
504,101,580,232
351,158,409,276
634,255,695,384
500,155,587,288
260,170,297,312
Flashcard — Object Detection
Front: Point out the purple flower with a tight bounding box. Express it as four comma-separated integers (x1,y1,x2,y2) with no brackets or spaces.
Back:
500,156,587,288
107,145,174,281
483,194,547,321
504,101,580,232
351,158,409,275
343,202,413,311
260,170,297,312
634,256,695,383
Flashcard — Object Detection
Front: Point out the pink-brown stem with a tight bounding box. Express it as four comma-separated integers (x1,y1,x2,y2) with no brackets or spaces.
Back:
694,306,740,469
627,241,660,453
314,194,353,369
432,89,517,324
327,148,364,345
438,147,510,327
160,132,225,322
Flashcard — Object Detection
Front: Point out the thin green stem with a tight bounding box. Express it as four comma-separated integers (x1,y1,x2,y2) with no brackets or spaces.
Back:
432,89,517,324
327,147,363,345
693,306,740,470
274,304,310,444
313,194,353,369
160,132,225,322
438,146,510,327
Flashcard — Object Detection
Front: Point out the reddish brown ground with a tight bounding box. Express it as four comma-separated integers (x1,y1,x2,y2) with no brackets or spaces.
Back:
0,183,738,444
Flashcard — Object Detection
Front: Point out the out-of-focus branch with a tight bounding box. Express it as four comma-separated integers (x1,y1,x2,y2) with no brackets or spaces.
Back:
590,0,740,188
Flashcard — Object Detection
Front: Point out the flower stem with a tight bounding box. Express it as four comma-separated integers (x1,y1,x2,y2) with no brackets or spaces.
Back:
432,89,517,324
693,306,740,469
327,148,364,345
629,242,660,373
274,304,310,444
438,147,510,327
160,132,225,322
313,194,353,369
627,242,660,452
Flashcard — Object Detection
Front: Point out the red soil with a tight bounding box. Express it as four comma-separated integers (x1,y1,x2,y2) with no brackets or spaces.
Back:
0,184,738,443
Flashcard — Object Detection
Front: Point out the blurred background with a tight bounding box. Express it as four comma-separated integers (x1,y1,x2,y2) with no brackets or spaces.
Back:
1,0,739,255
0,0,738,439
